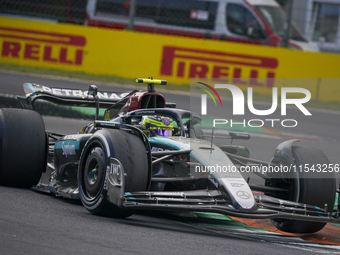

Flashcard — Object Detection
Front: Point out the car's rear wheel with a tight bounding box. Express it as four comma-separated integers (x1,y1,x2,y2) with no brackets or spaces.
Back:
267,146,336,233
0,108,46,188
79,129,148,218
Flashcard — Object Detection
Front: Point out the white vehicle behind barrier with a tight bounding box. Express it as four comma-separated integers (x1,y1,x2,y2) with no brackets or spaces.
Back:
86,0,319,51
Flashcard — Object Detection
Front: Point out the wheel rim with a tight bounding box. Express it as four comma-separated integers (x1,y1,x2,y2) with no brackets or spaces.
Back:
88,162,98,183
265,161,300,202
83,147,106,199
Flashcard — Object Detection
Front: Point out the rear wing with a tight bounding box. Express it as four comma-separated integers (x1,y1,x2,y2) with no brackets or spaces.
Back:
18,83,137,110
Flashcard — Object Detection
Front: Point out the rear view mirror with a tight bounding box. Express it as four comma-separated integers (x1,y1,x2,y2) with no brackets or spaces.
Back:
88,85,98,98
88,85,99,121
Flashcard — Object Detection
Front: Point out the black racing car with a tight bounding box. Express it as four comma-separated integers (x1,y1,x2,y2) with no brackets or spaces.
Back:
0,78,339,234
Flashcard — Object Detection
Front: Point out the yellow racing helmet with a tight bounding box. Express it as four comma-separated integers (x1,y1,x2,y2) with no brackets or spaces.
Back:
141,116,174,137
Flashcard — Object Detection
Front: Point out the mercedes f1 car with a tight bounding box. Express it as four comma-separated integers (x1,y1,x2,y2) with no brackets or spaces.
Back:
0,78,339,234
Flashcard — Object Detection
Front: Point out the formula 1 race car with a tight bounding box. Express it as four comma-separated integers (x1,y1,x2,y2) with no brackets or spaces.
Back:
0,78,339,234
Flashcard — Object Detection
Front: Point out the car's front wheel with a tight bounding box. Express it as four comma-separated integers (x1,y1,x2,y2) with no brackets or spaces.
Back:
78,129,149,218
267,146,336,233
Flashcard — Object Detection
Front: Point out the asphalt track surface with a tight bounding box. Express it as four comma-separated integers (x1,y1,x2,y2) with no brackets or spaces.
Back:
0,71,340,254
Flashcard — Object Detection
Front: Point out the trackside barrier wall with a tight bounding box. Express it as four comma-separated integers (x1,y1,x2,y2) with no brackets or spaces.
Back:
0,17,339,102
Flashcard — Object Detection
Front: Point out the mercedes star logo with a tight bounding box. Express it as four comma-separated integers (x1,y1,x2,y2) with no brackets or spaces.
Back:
236,191,251,199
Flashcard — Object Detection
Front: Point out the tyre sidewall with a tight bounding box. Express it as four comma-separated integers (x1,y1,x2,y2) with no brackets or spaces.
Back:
271,146,336,233
78,129,148,217
0,109,46,188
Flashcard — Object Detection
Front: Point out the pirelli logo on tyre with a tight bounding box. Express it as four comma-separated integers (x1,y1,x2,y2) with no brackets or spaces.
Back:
0,26,86,66
160,46,279,88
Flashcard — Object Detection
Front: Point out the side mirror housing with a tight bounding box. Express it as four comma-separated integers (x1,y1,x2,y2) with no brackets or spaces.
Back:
88,85,98,98
88,85,99,121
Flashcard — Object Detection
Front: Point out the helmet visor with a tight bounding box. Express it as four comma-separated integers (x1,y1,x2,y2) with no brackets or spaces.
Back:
153,129,172,137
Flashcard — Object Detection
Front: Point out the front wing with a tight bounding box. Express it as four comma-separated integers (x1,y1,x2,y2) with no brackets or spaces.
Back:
106,158,340,224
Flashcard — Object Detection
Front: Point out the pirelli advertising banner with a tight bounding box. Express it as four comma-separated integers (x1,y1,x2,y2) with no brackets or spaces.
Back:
1,17,340,102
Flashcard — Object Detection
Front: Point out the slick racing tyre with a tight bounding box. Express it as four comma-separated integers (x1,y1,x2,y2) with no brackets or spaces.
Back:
79,129,148,218
267,146,336,233
0,108,46,188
